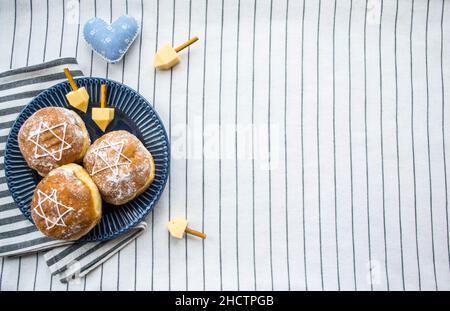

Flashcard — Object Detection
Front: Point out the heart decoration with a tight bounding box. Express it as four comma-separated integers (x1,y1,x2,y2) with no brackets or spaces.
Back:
83,15,139,64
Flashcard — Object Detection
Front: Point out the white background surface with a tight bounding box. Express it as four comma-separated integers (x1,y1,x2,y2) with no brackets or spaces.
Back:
0,0,449,290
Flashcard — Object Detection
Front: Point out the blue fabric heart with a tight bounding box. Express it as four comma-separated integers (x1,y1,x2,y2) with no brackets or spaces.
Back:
83,15,139,64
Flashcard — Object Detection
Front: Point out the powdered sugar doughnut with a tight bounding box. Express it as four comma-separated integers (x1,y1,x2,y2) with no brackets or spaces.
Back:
31,164,102,240
18,107,91,176
83,130,155,205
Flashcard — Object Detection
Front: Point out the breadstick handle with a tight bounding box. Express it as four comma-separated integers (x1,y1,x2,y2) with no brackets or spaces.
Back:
175,36,199,53
185,227,206,239
100,84,106,108
64,68,78,91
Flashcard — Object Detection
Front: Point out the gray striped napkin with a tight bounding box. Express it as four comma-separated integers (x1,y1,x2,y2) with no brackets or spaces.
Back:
0,57,147,283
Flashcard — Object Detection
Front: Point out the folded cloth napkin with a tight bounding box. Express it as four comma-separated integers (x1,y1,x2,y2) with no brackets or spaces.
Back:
0,57,147,283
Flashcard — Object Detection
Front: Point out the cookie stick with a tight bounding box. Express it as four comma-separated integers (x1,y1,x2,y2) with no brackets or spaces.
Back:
167,218,206,239
153,36,199,70
92,84,115,132
64,68,89,113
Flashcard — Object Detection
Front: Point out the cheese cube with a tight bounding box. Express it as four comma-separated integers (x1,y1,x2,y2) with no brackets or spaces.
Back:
153,44,181,70
167,218,188,239
92,107,114,132
65,87,89,113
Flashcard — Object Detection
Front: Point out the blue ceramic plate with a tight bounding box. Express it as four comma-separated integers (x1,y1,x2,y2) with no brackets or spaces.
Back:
4,78,170,242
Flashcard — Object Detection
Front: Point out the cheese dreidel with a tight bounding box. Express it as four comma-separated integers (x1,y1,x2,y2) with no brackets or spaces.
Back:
64,67,89,113
92,84,114,132
153,36,199,70
167,218,207,239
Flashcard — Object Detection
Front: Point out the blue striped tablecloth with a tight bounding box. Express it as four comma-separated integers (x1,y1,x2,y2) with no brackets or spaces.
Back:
0,0,449,291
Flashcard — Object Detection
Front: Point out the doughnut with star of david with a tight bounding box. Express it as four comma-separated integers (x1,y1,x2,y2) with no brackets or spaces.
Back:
18,107,91,176
31,164,102,240
83,130,155,205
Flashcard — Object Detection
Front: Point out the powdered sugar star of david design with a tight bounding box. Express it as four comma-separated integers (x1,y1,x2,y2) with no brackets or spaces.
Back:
34,189,74,229
27,122,72,161
91,140,132,176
